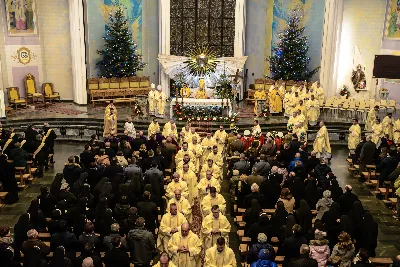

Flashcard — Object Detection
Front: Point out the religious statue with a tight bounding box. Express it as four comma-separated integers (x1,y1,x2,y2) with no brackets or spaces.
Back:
195,79,208,99
103,102,118,137
180,84,191,98
351,64,366,91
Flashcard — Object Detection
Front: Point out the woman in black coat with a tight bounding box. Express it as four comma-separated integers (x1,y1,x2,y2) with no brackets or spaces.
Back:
322,202,341,248
296,199,313,234
247,213,271,245
329,179,343,202
36,186,57,218
348,200,364,251
13,213,34,260
304,178,320,209
243,199,262,233
48,247,72,267
50,173,64,200
0,154,18,204
289,177,305,209
27,199,47,232
270,201,288,234
96,208,116,238
339,215,354,239
360,211,378,257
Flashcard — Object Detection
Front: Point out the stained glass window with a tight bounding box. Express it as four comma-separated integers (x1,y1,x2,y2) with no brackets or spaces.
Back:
170,0,235,57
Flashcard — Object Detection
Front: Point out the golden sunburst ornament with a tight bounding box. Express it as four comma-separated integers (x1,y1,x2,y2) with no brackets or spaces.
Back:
184,47,219,77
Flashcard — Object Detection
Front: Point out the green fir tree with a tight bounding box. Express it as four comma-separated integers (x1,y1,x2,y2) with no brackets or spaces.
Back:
267,10,319,81
97,5,146,78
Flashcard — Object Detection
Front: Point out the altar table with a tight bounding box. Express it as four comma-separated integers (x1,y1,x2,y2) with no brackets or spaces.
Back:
170,98,231,118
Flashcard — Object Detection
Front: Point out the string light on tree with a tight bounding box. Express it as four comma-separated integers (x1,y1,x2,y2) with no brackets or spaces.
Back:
97,5,147,78
267,9,319,81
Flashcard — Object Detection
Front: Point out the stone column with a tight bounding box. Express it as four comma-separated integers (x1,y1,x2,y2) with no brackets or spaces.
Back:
69,0,87,105
159,0,170,96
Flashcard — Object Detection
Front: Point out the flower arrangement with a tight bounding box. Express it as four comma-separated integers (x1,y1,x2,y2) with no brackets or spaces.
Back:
287,123,294,132
339,85,350,98
132,102,143,117
258,107,270,118
215,73,234,101
172,103,239,122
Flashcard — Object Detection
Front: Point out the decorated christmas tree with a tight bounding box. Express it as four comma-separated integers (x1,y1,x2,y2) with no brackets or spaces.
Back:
267,10,319,81
97,5,146,78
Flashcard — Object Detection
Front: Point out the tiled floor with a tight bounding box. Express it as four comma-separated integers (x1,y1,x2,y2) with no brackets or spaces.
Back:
1,143,399,260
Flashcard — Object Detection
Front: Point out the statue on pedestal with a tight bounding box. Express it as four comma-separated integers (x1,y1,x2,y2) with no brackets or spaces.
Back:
351,64,366,91
104,102,117,137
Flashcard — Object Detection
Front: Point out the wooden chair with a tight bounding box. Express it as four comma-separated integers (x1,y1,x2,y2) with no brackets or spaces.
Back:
119,77,129,89
25,73,44,104
7,87,27,110
43,83,60,103
109,77,120,89
140,76,150,88
87,78,99,90
99,77,110,90
129,76,140,89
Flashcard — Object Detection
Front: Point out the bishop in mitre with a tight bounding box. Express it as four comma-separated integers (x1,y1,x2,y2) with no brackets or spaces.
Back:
201,205,231,252
204,237,236,267
201,187,226,217
148,118,160,137
177,163,198,204
155,85,167,118
313,121,331,159
348,118,361,152
167,189,192,223
167,223,202,267
157,203,187,253
103,103,118,137
166,173,189,200
148,83,156,115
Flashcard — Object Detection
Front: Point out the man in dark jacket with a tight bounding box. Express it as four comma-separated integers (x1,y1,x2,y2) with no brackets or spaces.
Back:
103,223,127,252
360,136,376,165
21,229,51,257
9,143,29,168
50,220,78,259
78,222,101,250
281,225,307,267
137,191,158,234
314,158,331,178
63,156,82,186
43,122,57,159
337,185,359,215
233,153,251,175
288,244,318,267
230,134,245,154
124,158,143,195
127,217,155,266
253,154,271,178
80,144,95,169
105,141,117,160
306,151,320,174
104,236,130,267
143,162,164,205
244,183,265,207
377,149,399,186
131,135,146,152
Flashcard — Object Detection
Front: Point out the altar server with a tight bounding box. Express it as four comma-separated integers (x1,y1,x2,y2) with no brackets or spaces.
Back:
201,205,231,252
157,203,187,252
124,116,136,138
167,223,201,267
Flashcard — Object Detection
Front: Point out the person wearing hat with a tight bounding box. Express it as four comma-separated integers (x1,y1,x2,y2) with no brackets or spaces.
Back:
148,83,157,115
155,85,167,118
365,105,379,132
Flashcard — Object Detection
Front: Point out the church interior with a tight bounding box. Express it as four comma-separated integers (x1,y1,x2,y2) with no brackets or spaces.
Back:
1,0,400,266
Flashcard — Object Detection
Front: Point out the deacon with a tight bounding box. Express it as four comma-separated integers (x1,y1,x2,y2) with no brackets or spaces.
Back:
348,118,361,152
198,171,221,200
201,187,226,217
167,223,201,267
166,173,189,200
124,116,136,138
214,125,228,154
177,163,198,204
167,189,192,223
382,113,395,140
201,205,231,252
155,85,167,118
204,237,236,267
148,83,157,115
313,121,331,160
157,203,187,253
148,118,160,137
